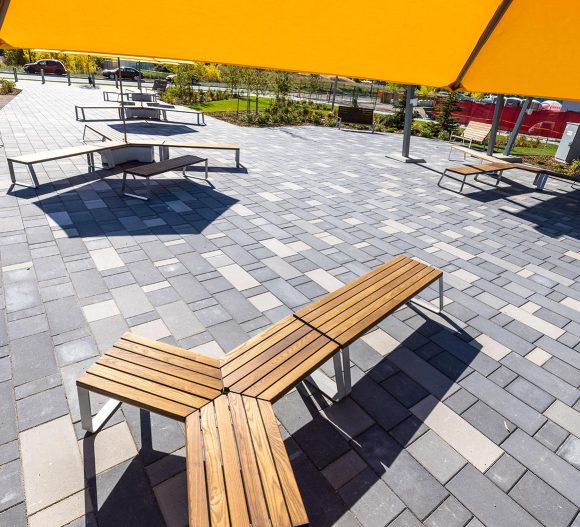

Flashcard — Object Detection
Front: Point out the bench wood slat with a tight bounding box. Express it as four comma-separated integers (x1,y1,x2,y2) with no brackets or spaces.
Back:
201,403,231,527
106,348,222,399
258,400,308,527
9,141,127,164
242,396,292,527
77,372,194,420
227,393,272,526
97,355,216,403
303,261,430,334
214,396,251,527
228,330,331,395
125,155,206,178
87,363,209,410
186,412,210,527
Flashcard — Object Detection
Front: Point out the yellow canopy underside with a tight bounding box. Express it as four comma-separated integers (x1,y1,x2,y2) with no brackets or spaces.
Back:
0,0,578,100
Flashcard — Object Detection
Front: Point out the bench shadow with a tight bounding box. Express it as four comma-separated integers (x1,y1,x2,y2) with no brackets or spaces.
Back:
10,167,241,237
108,122,198,137
82,409,186,527
281,304,484,526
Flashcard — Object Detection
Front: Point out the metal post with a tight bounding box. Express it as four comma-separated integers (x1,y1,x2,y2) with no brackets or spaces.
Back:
331,75,338,110
117,58,128,143
12,67,17,82
41,68,45,84
91,73,96,88
402,84,414,157
67,71,71,86
114,73,119,89
504,97,532,155
486,94,504,155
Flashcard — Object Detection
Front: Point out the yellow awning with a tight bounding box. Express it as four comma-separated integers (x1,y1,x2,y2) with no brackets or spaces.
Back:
0,0,578,100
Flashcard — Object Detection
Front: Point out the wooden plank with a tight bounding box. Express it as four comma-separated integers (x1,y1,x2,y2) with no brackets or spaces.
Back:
295,255,409,321
122,332,221,370
126,155,206,177
185,412,210,527
228,393,271,527
222,323,313,387
258,400,308,527
242,396,292,527
228,330,330,395
201,402,230,527
249,340,339,402
298,258,420,325
213,396,251,527
98,354,217,402
220,316,300,375
114,340,223,389
331,269,441,346
87,363,209,410
9,141,127,164
106,348,221,400
77,372,193,420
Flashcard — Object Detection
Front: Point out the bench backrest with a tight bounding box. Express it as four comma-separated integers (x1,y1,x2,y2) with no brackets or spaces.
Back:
85,124,126,142
462,121,492,143
338,105,374,125
152,79,168,92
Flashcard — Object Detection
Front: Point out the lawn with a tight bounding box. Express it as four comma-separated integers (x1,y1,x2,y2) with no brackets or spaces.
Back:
187,97,273,113
504,143,558,156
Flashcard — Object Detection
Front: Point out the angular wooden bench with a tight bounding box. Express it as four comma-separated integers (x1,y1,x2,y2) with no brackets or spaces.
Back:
77,256,443,525
75,103,205,125
122,154,209,200
7,140,127,188
449,120,492,152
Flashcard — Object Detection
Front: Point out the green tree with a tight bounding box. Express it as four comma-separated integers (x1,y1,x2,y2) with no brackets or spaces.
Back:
221,65,244,96
272,71,292,101
3,49,27,66
252,69,270,113
435,92,461,136
307,74,322,99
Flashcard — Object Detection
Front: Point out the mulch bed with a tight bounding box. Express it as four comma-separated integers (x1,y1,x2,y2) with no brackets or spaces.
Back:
520,154,578,178
0,89,21,110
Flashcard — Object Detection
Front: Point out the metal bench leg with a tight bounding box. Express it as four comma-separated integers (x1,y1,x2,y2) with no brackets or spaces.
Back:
437,169,448,188
304,346,351,402
7,161,39,189
183,160,210,182
122,174,150,201
460,173,467,192
408,275,444,314
78,386,122,434
235,149,240,168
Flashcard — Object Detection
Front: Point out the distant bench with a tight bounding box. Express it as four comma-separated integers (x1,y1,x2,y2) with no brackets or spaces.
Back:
337,106,375,132
74,104,205,126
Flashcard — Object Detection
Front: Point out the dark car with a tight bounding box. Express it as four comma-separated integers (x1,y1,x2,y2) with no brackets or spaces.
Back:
102,67,143,80
23,59,67,75
165,73,200,85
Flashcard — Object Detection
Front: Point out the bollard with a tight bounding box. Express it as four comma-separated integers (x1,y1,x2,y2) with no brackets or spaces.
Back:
114,74,118,89
12,67,18,82
91,73,96,88
67,71,71,86
137,74,142,91
41,68,45,84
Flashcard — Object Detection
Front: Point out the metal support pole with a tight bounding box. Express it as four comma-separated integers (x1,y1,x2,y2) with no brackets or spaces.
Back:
91,73,96,88
40,68,45,84
117,58,128,143
114,73,119,89
12,67,17,82
504,97,532,155
486,94,504,155
331,75,338,110
401,84,415,158
67,71,71,86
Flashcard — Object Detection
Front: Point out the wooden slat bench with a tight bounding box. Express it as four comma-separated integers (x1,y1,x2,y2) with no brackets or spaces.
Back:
449,120,492,150
438,161,564,192
7,140,127,188
75,103,205,125
122,154,209,200
77,255,443,525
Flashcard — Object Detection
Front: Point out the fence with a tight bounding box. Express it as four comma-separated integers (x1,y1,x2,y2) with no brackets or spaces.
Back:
451,100,580,140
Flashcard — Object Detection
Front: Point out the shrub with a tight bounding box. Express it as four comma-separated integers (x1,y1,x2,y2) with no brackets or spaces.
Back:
0,79,16,95
434,92,461,136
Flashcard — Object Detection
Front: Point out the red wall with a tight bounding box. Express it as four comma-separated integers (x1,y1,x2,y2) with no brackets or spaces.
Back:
450,101,580,139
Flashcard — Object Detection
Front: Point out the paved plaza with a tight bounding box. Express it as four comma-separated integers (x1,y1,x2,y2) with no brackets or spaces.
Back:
2,82,580,527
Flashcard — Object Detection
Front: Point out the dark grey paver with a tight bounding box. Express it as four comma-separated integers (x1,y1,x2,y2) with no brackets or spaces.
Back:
505,376,555,412
0,459,23,512
485,454,526,492
10,331,57,386
534,420,569,451
558,436,580,470
16,385,68,431
462,400,514,444
424,496,472,527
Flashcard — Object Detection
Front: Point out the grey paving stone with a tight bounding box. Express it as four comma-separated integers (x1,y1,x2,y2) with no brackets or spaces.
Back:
534,419,569,451
387,510,423,527
558,435,580,470
54,336,98,367
339,468,405,527
485,454,526,492
14,372,61,400
0,357,10,383
425,495,472,527
45,296,85,336
447,464,541,527
462,400,515,444
0,503,27,527
503,429,580,507
0,441,18,466
16,385,68,431
354,425,448,520
382,372,429,408
506,376,555,412
444,389,477,414
509,471,577,527
320,397,374,440
10,331,57,386
486,365,518,388
0,459,23,512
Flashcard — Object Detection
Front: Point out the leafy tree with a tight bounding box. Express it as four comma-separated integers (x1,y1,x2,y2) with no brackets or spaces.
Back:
221,65,244,95
252,69,270,113
3,49,27,66
307,74,322,99
388,87,407,129
272,71,292,101
435,92,461,136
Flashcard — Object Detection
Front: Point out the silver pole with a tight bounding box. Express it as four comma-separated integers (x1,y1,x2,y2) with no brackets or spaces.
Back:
331,75,338,110
486,94,504,155
402,84,415,158
41,68,45,84
12,67,17,82
117,58,128,143
504,96,532,155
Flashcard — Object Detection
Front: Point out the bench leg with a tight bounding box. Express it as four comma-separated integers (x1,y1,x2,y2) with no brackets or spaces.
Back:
460,173,467,192
7,161,39,189
437,169,449,188
304,346,351,402
182,160,209,182
408,275,444,314
235,149,240,168
78,386,122,434
122,174,150,200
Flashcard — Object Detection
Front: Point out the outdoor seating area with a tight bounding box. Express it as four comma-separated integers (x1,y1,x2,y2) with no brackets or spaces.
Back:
2,77,580,527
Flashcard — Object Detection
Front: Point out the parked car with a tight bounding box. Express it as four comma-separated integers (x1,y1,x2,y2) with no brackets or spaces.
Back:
23,59,67,75
102,67,143,80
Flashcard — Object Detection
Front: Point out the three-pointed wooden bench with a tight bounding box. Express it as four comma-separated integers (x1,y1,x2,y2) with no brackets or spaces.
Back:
77,255,443,526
